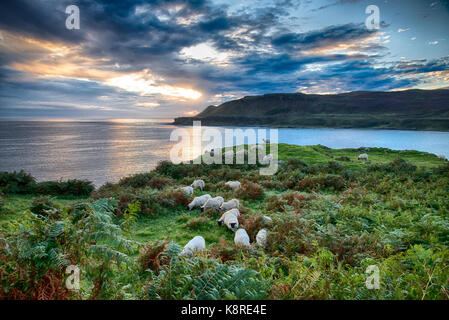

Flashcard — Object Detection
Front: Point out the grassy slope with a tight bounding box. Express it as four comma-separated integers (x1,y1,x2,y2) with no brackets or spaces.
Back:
1,144,444,246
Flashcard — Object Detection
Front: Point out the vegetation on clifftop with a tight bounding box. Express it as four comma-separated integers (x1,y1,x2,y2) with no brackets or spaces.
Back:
1,144,448,299
174,89,449,131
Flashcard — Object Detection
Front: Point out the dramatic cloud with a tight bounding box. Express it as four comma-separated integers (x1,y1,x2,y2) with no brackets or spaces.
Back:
0,0,448,118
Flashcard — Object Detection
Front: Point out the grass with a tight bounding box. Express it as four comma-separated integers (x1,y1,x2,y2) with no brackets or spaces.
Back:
1,143,448,300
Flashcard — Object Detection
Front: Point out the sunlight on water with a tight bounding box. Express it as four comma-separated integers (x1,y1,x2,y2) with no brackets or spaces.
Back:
0,120,448,187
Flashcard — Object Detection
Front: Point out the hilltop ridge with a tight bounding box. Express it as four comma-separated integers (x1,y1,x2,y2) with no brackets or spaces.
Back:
174,89,449,131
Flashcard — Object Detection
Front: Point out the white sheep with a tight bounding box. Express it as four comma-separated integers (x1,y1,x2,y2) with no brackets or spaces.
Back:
220,198,240,211
256,229,267,248
358,153,368,160
260,154,273,165
188,194,212,210
262,215,273,225
262,138,270,144
191,179,205,191
234,228,250,246
225,181,241,191
178,186,193,196
438,154,447,161
181,236,206,256
201,196,224,211
217,208,240,231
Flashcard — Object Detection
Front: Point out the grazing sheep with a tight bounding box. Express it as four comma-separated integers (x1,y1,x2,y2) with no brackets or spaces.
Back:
358,153,368,160
262,138,270,144
191,179,205,191
201,196,224,211
438,154,447,161
256,229,267,248
217,208,240,231
188,194,212,210
220,198,240,211
234,229,250,246
260,154,273,165
181,236,206,257
250,145,264,151
225,181,241,191
178,186,193,196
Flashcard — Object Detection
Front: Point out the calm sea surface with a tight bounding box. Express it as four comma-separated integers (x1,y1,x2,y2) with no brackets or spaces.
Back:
1,119,448,186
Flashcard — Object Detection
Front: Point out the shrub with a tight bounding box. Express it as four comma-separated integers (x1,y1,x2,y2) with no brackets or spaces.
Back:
145,242,268,300
0,170,35,193
29,179,94,196
236,182,264,200
157,190,190,208
118,172,155,188
148,176,174,190
138,240,169,273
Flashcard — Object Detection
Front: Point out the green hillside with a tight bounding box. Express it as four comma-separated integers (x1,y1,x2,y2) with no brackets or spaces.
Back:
174,89,449,131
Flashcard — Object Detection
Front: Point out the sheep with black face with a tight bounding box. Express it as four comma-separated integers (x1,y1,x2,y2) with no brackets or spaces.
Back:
217,208,240,231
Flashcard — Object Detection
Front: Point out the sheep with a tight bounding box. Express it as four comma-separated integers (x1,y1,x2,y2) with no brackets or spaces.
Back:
220,198,240,211
217,208,240,231
256,229,267,248
260,154,273,165
234,228,250,246
262,215,273,225
191,179,205,191
201,196,224,211
262,138,270,144
188,194,212,210
181,236,206,257
358,153,368,160
438,154,447,161
178,186,193,196
225,181,241,191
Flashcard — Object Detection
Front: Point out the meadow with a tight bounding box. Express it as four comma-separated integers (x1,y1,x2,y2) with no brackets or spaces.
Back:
1,144,448,300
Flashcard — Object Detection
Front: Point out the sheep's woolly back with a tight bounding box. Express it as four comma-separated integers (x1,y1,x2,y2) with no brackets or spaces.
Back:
234,229,250,246
220,198,240,211
225,181,241,190
188,194,211,210
181,236,206,256
256,229,267,247
218,208,240,230
191,179,205,190
202,196,224,209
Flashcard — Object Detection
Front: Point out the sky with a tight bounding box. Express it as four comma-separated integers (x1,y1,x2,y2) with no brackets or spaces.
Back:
0,0,448,119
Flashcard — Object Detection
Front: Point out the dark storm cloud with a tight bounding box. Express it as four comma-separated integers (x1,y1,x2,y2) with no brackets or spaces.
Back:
0,0,448,118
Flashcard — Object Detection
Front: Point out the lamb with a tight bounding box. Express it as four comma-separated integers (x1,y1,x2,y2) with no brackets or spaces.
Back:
217,208,240,231
191,179,205,191
358,153,368,160
181,236,206,257
220,198,240,211
225,181,241,191
234,228,250,246
187,194,212,210
201,196,224,211
256,229,267,248
260,154,273,165
438,154,447,161
178,186,193,196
